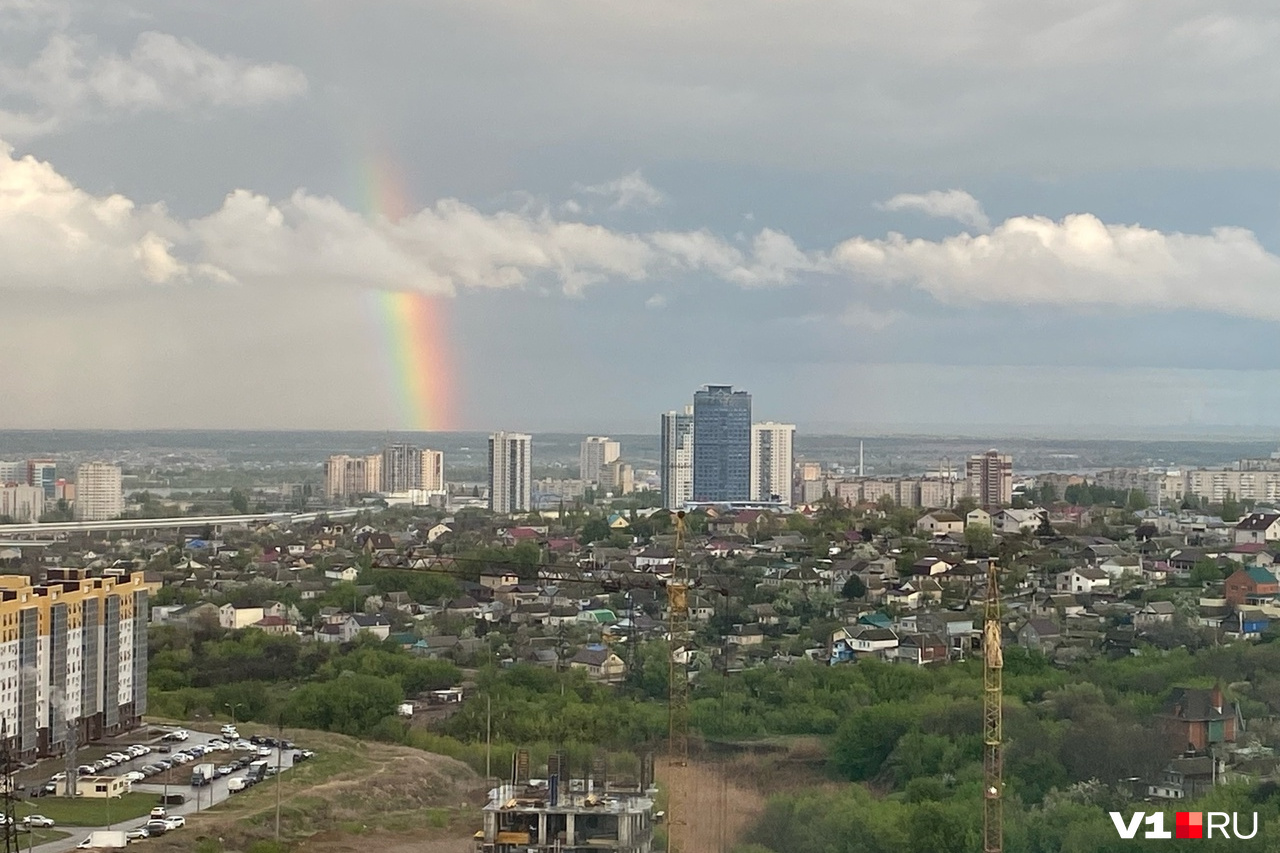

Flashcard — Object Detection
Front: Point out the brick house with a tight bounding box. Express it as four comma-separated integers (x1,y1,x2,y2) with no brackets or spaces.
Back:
1160,685,1239,752
1223,566,1279,607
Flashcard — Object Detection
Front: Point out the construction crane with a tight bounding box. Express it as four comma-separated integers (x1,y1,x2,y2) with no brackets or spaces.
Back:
666,510,691,853
983,559,1003,853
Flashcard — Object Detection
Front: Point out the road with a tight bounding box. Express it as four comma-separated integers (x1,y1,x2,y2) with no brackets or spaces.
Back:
28,726,298,853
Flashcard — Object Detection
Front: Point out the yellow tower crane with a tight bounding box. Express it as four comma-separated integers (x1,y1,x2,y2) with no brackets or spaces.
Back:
666,510,691,853
983,559,1003,853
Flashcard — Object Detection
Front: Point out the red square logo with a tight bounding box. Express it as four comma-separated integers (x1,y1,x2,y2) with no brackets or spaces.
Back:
1176,812,1203,839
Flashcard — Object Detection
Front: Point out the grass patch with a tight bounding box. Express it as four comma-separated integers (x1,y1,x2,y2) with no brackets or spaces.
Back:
16,792,157,826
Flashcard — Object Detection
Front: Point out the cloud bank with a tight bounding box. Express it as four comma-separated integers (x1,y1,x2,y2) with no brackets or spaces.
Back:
0,29,307,138
4,144,1280,322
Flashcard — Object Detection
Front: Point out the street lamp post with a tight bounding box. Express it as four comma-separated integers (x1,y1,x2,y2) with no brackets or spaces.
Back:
223,703,244,728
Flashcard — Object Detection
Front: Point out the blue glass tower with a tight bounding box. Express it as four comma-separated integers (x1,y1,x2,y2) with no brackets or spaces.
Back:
691,385,752,502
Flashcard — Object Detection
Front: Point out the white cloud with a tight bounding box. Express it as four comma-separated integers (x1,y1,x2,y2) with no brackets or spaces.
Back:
876,189,991,232
645,293,668,309
8,145,1280,326
575,170,665,210
833,212,1280,320
0,30,307,137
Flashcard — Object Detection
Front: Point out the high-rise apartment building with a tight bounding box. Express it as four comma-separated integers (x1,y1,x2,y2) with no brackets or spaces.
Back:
0,485,45,522
73,462,123,521
0,461,22,486
364,454,384,493
0,568,149,759
750,422,795,504
579,437,621,484
382,444,423,493
420,449,445,492
966,450,1013,509
27,460,56,499
489,432,532,514
660,407,694,510
325,455,367,500
692,385,752,502
599,459,635,495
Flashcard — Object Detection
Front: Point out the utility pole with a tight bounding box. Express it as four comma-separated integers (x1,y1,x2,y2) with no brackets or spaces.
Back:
485,695,492,784
275,718,284,842
2,719,17,853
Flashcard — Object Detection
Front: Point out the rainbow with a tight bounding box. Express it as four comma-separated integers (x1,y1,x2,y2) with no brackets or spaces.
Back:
359,148,455,431
372,290,454,432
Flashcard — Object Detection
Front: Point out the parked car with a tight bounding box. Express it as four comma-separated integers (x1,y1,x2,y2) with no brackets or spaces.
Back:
77,765,94,776
125,828,150,841
106,752,129,764
144,820,169,836
123,771,145,783
164,816,186,830
165,729,190,741
226,777,248,793
149,807,167,820
215,765,235,777
256,746,273,758
23,816,55,829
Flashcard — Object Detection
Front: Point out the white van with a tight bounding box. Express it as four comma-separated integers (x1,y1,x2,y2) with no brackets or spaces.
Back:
226,777,248,793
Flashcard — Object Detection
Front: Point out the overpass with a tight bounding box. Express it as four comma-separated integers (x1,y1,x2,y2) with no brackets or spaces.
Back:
0,506,369,540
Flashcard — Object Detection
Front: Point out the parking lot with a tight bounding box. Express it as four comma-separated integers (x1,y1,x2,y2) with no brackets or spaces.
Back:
17,725,315,852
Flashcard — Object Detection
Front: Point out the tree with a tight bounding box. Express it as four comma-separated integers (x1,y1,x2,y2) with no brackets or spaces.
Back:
841,574,867,600
964,523,994,556
1038,482,1058,505
953,496,978,516
1190,558,1225,584
229,489,249,514
1126,489,1149,511
579,518,610,545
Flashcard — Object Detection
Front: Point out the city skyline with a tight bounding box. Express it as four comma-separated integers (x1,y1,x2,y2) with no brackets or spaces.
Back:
6,4,1280,431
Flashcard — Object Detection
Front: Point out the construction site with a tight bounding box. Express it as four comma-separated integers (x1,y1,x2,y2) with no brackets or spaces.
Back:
474,751,658,853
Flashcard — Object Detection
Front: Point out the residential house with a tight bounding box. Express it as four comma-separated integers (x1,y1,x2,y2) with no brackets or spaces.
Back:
253,615,297,635
425,523,452,543
895,633,948,666
444,596,483,618
218,604,265,630
414,635,460,660
1099,555,1142,579
748,603,780,626
966,508,992,529
992,508,1047,534
1233,512,1280,545
1224,566,1279,607
342,613,391,642
634,547,675,570
325,566,359,582
1134,600,1176,629
917,511,964,536
728,624,766,646
480,570,521,590
1055,567,1110,594
568,646,626,683
1160,685,1239,752
577,609,619,628
1016,618,1061,654
1148,756,1219,800
1224,607,1269,640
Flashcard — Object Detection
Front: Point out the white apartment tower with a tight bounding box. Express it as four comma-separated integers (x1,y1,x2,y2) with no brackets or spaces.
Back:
660,407,694,510
489,432,532,514
579,437,621,484
750,422,796,504
73,462,123,521
420,449,446,492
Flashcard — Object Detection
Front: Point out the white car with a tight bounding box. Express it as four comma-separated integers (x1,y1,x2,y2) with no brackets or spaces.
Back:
126,828,150,841
50,772,66,782
123,771,145,783
22,816,54,829
107,752,129,764
167,729,190,741
164,816,186,830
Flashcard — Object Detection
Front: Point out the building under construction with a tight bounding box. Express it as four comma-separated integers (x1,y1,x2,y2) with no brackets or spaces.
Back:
475,752,657,852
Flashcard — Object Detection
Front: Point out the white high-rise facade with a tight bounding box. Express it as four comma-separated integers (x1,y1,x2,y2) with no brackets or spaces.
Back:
74,462,123,521
489,432,532,514
0,484,44,522
579,437,621,484
660,407,694,510
750,422,796,504
420,449,446,492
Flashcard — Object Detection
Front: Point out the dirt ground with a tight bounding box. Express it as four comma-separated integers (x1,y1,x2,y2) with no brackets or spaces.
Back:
656,760,767,853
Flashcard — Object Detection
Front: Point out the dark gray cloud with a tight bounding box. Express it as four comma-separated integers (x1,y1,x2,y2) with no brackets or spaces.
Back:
3,0,1280,430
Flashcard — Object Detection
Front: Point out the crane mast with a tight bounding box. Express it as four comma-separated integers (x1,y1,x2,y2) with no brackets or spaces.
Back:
667,511,691,853
983,559,1003,853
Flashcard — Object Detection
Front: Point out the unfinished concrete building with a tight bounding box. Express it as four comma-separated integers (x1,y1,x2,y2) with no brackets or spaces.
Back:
476,779,656,852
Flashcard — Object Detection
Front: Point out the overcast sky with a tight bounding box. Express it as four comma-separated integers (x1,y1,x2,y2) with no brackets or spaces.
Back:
5,0,1280,434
